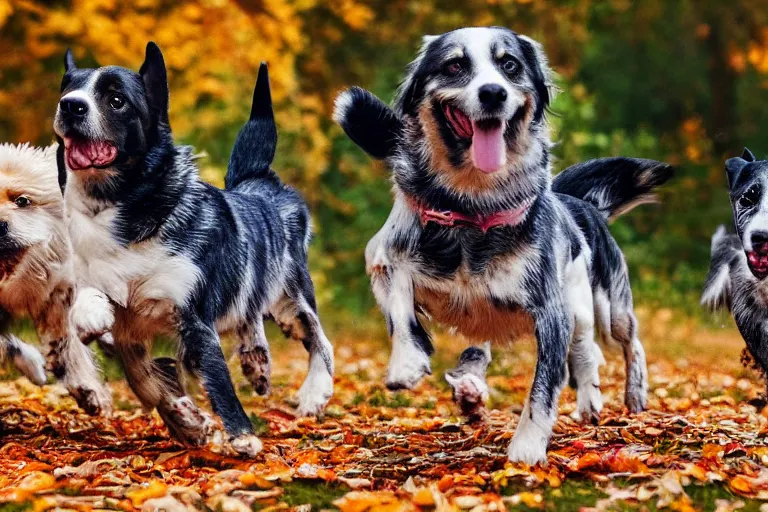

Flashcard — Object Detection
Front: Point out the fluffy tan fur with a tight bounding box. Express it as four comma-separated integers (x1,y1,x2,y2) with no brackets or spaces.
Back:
0,143,111,414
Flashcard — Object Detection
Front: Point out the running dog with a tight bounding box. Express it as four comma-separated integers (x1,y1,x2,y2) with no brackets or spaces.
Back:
703,148,768,387
54,43,334,455
334,27,672,463
0,143,110,412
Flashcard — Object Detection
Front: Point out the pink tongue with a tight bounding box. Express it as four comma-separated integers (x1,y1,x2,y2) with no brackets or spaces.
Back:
66,140,117,170
471,121,506,173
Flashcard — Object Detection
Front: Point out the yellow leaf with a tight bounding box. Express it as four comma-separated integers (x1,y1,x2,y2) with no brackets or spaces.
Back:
126,480,168,507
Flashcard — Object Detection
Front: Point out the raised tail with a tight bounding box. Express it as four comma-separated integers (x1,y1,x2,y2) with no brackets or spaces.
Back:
552,157,674,221
333,86,402,160
701,225,741,312
225,63,278,189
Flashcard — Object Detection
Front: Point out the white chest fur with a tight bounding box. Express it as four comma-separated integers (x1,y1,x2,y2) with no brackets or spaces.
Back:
66,190,200,311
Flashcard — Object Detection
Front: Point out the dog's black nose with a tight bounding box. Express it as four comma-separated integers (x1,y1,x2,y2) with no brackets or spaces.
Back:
752,230,768,247
0,222,8,237
478,84,507,110
60,98,88,118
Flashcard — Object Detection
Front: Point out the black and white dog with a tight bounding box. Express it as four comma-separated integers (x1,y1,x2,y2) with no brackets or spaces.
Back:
703,149,768,386
334,27,672,463
53,43,334,455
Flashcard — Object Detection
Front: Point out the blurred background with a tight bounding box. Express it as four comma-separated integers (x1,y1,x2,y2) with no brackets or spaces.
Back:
1,0,767,338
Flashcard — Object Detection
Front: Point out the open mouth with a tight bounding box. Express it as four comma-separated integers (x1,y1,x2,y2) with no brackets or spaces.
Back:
747,244,768,279
442,104,507,174
63,137,118,171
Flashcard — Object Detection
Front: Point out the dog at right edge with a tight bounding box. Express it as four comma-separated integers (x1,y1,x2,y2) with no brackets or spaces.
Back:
334,27,673,464
703,149,768,391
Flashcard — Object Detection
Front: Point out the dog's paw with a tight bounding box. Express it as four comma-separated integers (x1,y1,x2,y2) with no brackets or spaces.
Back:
386,348,431,390
507,435,548,465
10,338,47,386
572,384,602,424
446,372,489,420
507,411,551,465
296,366,333,416
70,381,113,416
161,396,215,445
231,434,263,457
240,347,271,396
71,287,114,343
625,389,648,414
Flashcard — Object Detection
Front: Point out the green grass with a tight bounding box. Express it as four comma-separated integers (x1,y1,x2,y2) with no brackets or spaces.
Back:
249,413,270,436
0,503,30,512
498,479,765,511
278,481,346,510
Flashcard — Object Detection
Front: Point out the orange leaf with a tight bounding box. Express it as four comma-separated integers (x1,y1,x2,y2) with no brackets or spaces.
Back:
126,480,168,507
412,488,434,507
730,475,752,494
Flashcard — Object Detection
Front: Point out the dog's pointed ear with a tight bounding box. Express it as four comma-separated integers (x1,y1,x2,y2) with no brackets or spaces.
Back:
139,42,170,124
64,48,77,72
394,35,436,116
726,155,751,187
334,87,403,160
742,147,756,162
481,341,492,361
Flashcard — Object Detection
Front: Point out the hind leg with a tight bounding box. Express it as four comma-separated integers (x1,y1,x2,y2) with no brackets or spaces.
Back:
36,284,111,415
237,317,271,396
609,309,648,413
566,259,602,423
445,342,491,421
271,266,334,416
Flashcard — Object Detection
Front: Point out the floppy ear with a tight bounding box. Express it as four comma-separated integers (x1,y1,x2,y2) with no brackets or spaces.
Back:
64,48,77,72
393,35,436,116
334,87,403,160
139,42,170,125
742,147,756,162
518,35,554,122
725,156,750,187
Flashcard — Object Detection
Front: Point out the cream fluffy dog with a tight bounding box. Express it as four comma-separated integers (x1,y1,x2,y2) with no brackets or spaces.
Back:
0,143,110,414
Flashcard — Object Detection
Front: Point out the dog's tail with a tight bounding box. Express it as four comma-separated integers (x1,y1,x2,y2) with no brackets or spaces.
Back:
333,87,402,160
701,225,741,312
552,157,674,221
225,63,278,190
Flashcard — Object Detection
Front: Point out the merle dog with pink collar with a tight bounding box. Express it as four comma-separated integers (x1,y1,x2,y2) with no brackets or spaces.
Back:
334,27,672,463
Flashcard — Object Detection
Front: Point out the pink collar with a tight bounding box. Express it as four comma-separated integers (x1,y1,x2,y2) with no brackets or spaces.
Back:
407,197,534,233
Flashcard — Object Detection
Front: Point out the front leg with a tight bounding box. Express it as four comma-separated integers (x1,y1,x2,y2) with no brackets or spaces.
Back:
36,284,111,415
70,286,114,344
371,263,433,390
0,334,47,385
508,298,571,465
180,313,261,457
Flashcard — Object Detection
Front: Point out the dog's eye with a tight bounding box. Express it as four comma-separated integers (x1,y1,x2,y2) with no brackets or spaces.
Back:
443,60,463,77
740,187,760,208
501,56,520,75
14,196,31,208
108,94,125,110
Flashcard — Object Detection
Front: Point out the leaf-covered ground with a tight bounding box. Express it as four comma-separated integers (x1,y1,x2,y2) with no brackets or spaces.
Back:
2,310,768,511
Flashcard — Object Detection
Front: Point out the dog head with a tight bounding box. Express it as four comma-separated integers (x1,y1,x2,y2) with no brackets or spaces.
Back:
726,148,768,279
394,27,552,179
53,43,170,188
0,144,63,264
